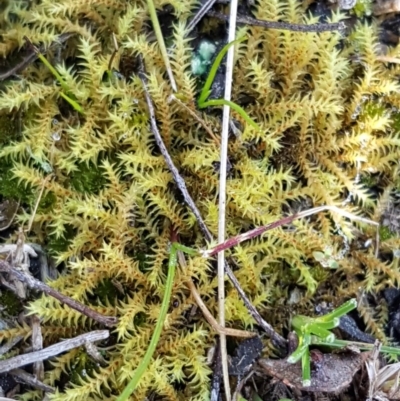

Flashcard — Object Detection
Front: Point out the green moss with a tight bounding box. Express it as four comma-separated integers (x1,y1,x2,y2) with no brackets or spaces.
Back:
0,113,19,146
0,289,22,317
46,224,75,257
38,191,57,212
0,159,33,202
69,351,100,386
353,0,373,17
92,278,119,306
360,173,379,189
380,225,394,241
133,311,147,328
69,162,107,195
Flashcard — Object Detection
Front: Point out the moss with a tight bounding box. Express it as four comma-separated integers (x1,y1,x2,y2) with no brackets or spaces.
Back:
353,0,373,17
46,224,75,256
0,289,23,317
69,162,107,195
380,225,395,241
0,159,33,202
90,278,119,306
0,113,19,146
69,351,101,386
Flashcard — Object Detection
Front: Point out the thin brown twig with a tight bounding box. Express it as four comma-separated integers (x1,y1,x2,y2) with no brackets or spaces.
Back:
177,250,254,339
207,10,345,32
138,57,287,352
0,260,118,327
168,94,220,144
186,0,218,34
0,330,109,374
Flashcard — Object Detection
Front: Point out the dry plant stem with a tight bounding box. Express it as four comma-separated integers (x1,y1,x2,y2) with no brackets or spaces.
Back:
10,369,55,393
376,55,400,64
139,56,285,350
26,174,52,234
0,260,118,327
202,205,380,258
0,330,109,374
177,251,254,338
31,315,44,380
218,2,239,399
207,10,345,32
138,58,209,237
146,0,177,92
186,0,218,34
224,261,286,350
168,94,220,144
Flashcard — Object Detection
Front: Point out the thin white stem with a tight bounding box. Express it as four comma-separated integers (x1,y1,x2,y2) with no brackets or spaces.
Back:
218,1,239,400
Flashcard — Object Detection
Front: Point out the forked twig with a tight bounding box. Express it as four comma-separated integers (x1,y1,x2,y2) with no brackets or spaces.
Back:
0,260,118,327
177,250,254,339
10,369,55,393
0,330,109,374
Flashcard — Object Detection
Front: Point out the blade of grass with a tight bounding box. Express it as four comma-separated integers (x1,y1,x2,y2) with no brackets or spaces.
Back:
116,242,195,401
146,0,177,92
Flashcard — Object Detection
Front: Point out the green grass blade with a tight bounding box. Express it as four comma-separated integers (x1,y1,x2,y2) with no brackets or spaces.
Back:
36,52,70,94
59,92,85,114
198,36,246,105
200,99,259,130
319,299,357,322
301,335,311,387
116,244,179,401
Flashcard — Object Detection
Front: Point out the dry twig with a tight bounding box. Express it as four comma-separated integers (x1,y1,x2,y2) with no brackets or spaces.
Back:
207,10,345,32
0,260,118,327
10,369,55,393
177,250,254,338
0,330,109,374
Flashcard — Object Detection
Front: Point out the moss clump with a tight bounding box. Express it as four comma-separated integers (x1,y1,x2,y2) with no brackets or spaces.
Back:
69,162,108,195
0,289,22,317
353,0,373,17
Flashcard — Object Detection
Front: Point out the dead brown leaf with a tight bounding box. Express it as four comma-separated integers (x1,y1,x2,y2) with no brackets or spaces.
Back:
258,349,368,392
